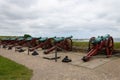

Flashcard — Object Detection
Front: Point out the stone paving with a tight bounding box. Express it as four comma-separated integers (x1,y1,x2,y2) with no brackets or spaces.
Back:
0,48,120,80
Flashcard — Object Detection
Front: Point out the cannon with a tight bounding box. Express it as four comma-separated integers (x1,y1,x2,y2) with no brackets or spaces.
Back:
44,36,72,54
14,37,27,51
18,37,38,48
15,37,26,45
8,38,17,44
0,37,25,50
28,37,53,55
6,38,17,49
82,34,114,62
14,37,39,52
0,36,38,50
13,37,32,47
0,37,17,49
0,38,11,48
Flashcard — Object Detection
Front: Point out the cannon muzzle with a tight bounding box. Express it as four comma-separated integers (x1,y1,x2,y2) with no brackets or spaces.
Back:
65,36,73,39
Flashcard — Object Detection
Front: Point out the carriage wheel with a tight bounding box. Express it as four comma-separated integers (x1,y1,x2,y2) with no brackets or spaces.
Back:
66,39,72,51
49,38,54,48
42,38,54,49
88,37,95,51
106,37,114,57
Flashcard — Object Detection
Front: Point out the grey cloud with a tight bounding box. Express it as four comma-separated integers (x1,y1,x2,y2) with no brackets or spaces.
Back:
7,0,36,8
96,13,108,19
1,7,32,20
0,0,41,20
0,0,120,38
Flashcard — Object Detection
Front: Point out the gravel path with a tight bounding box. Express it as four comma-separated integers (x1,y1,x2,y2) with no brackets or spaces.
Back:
0,48,120,80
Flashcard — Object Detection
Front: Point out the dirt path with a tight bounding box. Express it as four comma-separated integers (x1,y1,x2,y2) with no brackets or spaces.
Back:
0,48,120,80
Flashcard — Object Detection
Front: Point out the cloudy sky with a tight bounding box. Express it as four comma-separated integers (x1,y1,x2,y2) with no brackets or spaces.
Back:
0,0,120,39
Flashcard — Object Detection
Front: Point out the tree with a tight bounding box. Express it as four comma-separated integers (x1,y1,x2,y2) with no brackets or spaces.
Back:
24,34,31,38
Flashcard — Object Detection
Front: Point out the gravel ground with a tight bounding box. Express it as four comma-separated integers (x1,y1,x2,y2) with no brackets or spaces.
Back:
0,47,120,80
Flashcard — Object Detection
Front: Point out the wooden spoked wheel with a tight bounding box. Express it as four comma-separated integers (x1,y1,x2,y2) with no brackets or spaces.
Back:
65,39,72,51
42,38,53,49
106,37,114,56
88,37,95,51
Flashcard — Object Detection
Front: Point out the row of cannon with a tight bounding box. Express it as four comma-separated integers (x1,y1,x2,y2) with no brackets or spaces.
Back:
0,34,114,62
0,36,72,55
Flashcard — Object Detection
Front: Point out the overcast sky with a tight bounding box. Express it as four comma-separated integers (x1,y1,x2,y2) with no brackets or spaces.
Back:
0,0,120,39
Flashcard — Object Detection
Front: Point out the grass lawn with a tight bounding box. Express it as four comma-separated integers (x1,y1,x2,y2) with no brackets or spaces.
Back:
114,42,120,50
73,42,88,48
73,41,120,50
0,56,33,80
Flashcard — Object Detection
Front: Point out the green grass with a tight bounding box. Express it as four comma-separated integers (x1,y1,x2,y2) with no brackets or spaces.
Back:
0,36,17,40
114,42,120,50
0,56,33,80
73,42,88,48
73,41,120,50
